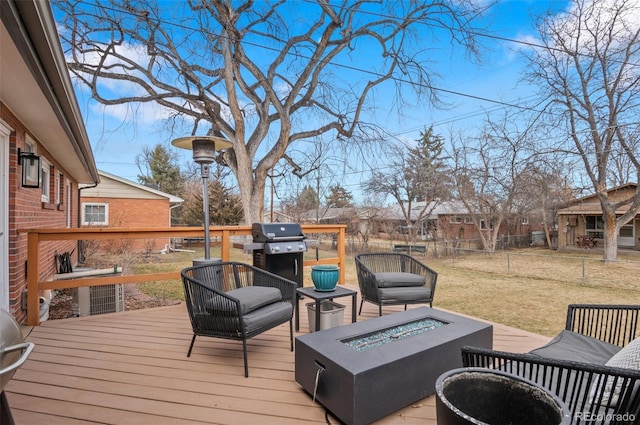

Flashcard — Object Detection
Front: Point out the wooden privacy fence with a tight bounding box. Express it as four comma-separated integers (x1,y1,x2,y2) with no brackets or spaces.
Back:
19,224,347,325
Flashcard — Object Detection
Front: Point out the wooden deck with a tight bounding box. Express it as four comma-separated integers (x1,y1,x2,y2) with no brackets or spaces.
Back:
5,285,551,425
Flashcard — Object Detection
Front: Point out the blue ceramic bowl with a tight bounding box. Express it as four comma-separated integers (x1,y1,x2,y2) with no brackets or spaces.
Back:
311,265,339,291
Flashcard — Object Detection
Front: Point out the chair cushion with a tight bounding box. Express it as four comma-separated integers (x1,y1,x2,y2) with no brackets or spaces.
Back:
378,286,432,303
529,330,621,364
243,302,293,334
375,272,425,288
207,286,283,315
590,336,640,406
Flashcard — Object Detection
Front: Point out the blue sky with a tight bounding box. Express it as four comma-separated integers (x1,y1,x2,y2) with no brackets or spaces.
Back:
61,0,571,204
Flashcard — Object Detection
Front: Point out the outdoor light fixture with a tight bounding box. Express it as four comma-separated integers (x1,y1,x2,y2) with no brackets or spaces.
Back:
171,135,232,261
17,148,41,188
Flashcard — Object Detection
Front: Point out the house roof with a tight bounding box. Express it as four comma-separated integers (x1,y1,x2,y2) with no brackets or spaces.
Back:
383,200,471,220
0,0,99,184
297,201,473,223
81,170,183,203
557,183,638,215
300,207,358,222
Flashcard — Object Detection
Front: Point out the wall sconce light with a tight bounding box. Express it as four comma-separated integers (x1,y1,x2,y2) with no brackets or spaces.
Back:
18,148,41,188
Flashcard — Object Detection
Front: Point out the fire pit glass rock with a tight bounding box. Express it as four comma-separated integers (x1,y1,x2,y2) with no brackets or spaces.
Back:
343,318,446,351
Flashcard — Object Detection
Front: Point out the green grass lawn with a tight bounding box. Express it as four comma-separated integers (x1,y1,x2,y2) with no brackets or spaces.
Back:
129,247,640,338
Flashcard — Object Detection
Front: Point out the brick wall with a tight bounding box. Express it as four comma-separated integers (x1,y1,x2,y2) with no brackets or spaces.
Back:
3,104,78,323
81,196,172,253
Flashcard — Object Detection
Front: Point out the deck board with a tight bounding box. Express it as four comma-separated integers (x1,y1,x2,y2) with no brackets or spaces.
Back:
5,285,550,425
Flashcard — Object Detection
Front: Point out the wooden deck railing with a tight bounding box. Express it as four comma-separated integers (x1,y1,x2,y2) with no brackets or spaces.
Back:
20,224,347,325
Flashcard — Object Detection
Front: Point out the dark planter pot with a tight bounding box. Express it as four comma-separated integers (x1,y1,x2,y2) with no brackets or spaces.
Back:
435,368,571,425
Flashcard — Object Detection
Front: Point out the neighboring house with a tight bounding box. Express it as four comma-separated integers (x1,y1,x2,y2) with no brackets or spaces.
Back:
299,201,541,243
373,201,540,242
80,170,183,252
1,1,100,322
557,183,639,249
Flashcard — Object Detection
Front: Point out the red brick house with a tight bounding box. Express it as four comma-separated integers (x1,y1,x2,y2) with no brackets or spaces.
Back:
1,1,99,322
80,170,183,252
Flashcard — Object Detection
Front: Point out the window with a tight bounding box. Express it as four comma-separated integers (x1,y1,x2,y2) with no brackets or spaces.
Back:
23,138,39,187
66,180,72,228
41,160,51,203
480,219,493,230
450,216,462,223
585,215,604,238
464,216,474,224
55,172,62,205
82,203,108,225
521,217,529,225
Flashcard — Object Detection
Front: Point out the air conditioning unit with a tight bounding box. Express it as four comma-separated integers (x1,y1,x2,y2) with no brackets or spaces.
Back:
72,284,125,317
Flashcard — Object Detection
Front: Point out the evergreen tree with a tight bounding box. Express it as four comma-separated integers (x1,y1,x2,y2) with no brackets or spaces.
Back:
136,144,183,196
326,185,354,208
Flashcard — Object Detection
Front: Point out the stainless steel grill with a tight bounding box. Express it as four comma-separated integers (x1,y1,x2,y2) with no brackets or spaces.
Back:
1,309,35,424
250,223,307,287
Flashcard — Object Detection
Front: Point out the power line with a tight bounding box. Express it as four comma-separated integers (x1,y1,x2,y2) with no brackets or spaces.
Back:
69,0,552,116
70,0,640,141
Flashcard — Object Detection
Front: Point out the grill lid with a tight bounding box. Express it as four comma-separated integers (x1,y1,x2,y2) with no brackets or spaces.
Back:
252,223,306,242
1,309,35,392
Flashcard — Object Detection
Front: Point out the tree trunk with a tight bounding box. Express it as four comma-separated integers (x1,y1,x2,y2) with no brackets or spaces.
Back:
543,223,553,249
602,210,618,262
234,156,265,225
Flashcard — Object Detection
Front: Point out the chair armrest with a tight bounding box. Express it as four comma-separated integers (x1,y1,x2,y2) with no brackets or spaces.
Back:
355,256,381,300
566,304,640,347
406,256,438,292
462,345,640,418
181,270,243,316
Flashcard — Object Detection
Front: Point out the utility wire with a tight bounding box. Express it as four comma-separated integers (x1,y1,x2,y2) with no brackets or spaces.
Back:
68,0,640,136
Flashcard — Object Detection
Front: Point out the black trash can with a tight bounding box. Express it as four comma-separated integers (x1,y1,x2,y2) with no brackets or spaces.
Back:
435,368,571,425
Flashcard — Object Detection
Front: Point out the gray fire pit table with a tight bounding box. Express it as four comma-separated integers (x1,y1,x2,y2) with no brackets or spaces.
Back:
295,307,493,425
295,285,357,332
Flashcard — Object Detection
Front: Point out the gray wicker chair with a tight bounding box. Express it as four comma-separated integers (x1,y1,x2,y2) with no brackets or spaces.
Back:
181,261,296,377
462,304,640,424
355,253,438,316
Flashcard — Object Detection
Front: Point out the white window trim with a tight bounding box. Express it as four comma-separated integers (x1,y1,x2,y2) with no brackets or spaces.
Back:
41,158,51,203
82,202,109,226
55,172,61,205
521,217,529,225
450,216,462,224
66,179,72,228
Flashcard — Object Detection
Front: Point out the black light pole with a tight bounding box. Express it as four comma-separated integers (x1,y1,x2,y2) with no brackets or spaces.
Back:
171,135,232,262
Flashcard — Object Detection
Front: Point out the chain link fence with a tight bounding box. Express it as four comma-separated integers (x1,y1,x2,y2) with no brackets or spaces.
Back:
313,234,640,289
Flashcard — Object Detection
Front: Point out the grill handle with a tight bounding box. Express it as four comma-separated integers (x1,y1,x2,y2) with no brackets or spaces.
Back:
0,342,35,377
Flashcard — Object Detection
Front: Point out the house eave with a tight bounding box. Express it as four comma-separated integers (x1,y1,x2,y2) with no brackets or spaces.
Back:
0,0,98,184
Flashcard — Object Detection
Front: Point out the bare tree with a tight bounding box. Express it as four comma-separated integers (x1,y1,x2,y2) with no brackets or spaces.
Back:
513,163,575,249
363,127,452,243
54,0,487,223
451,118,536,252
526,0,640,260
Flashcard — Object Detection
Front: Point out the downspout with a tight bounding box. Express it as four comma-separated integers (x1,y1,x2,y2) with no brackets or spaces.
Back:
169,202,182,251
169,202,182,226
77,183,98,264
